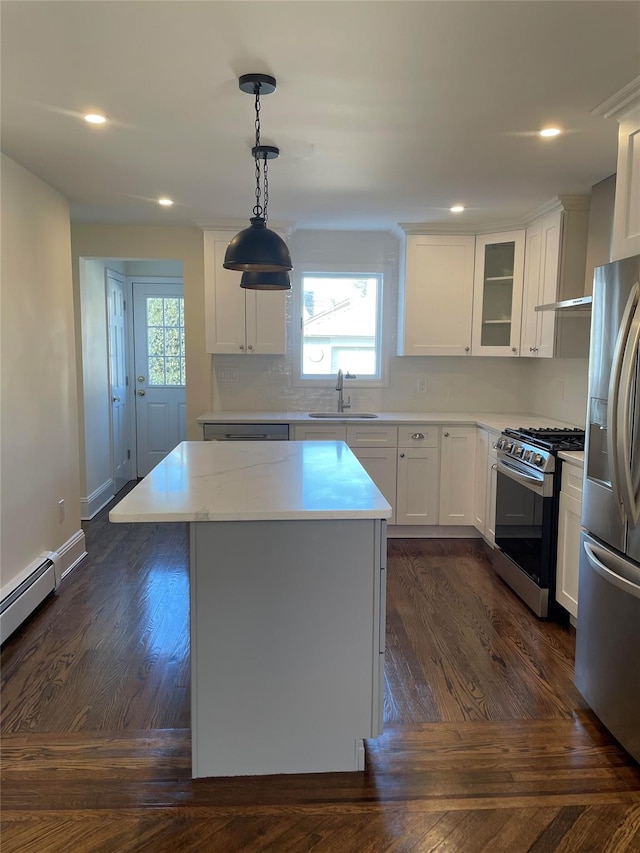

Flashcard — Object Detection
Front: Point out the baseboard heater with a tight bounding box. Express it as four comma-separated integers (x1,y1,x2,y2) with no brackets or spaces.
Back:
0,552,59,644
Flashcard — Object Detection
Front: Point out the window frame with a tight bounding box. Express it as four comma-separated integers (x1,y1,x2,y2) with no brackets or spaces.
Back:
292,263,390,388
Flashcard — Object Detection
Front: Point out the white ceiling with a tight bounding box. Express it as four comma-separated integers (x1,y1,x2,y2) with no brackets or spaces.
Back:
1,1,639,231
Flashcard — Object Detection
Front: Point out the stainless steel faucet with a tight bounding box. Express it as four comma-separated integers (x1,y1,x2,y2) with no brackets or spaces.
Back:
335,368,355,412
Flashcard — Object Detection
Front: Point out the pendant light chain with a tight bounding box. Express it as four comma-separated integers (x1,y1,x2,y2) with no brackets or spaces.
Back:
253,85,263,219
263,154,269,222
223,72,292,278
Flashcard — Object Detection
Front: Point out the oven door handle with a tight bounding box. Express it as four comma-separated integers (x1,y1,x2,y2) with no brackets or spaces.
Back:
496,457,546,496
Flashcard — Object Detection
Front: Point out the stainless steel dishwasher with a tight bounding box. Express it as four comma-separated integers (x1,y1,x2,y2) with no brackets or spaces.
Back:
202,423,289,441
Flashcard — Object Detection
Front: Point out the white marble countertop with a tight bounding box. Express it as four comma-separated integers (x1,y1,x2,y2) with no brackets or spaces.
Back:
558,450,585,467
196,411,582,434
109,441,392,523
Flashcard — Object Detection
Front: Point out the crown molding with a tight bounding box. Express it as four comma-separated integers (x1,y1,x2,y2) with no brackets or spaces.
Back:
591,75,640,120
194,219,296,236
398,194,591,236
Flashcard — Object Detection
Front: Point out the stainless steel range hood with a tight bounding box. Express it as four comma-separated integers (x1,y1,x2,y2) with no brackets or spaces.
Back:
535,295,593,312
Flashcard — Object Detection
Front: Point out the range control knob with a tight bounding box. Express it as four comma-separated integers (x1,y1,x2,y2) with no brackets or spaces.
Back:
514,445,524,457
505,442,514,453
523,450,533,462
533,454,544,467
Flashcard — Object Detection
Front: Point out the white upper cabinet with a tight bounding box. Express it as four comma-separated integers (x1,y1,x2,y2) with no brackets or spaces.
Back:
520,199,590,359
471,230,525,356
612,102,640,261
204,231,286,355
398,235,475,356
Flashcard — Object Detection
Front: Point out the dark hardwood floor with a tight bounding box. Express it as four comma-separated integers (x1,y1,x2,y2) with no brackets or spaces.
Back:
2,493,639,852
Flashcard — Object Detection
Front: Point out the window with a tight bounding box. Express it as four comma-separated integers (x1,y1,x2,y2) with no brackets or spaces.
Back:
146,296,186,386
299,272,384,381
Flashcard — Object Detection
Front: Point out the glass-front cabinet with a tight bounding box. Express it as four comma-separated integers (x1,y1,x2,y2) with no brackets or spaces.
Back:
471,230,526,356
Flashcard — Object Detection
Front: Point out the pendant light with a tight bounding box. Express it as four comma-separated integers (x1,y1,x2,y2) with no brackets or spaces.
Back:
224,73,293,276
240,271,291,291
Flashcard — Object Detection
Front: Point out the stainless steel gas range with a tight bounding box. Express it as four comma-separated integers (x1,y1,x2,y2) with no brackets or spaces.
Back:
491,426,585,618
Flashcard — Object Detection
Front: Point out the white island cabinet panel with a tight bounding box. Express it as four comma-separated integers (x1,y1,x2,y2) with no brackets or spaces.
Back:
191,518,385,777
109,440,390,778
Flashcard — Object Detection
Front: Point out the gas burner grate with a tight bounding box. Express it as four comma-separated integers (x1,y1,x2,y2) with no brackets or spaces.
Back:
504,426,585,452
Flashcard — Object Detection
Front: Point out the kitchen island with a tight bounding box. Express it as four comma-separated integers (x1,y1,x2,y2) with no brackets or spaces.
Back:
109,440,391,777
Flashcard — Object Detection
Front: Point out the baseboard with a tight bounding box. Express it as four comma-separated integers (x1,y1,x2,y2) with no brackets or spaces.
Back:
387,525,481,539
57,529,87,583
80,479,114,520
0,529,86,643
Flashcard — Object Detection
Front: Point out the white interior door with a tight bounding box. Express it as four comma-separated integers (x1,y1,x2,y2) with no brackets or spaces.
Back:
107,270,131,493
133,281,186,477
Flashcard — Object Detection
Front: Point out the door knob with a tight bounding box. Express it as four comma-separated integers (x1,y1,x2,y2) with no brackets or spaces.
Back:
112,396,120,402
137,376,145,382
137,389,146,396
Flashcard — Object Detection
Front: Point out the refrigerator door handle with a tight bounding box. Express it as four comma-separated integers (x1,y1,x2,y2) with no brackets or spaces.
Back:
616,284,640,528
607,282,639,520
583,540,640,600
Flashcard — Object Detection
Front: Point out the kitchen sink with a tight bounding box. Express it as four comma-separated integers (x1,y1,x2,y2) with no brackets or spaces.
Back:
309,412,378,419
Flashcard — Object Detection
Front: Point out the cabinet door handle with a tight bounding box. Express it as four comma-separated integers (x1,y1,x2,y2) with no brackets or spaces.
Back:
491,463,497,470
247,344,254,351
239,344,245,350
411,433,424,440
465,346,470,353
443,431,450,437
399,453,405,458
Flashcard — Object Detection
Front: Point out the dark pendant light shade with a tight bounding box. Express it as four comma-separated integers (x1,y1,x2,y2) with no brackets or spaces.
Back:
240,270,291,290
224,216,292,272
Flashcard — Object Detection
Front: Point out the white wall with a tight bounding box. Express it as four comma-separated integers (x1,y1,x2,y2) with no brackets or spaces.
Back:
527,357,589,427
1,154,83,593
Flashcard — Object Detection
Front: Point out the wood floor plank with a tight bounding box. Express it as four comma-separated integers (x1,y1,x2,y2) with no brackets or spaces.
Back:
2,503,639,851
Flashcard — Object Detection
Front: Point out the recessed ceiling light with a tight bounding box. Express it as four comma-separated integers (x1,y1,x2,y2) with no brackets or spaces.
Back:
539,127,561,138
450,205,465,213
158,198,174,207
84,113,107,125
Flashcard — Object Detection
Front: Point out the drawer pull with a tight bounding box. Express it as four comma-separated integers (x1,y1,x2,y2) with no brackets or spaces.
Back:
411,432,424,440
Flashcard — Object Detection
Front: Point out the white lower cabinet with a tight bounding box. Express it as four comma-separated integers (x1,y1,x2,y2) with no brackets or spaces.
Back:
294,425,397,523
439,427,477,525
556,460,584,618
396,446,440,525
351,447,397,525
295,422,479,530
473,428,499,544
293,425,347,442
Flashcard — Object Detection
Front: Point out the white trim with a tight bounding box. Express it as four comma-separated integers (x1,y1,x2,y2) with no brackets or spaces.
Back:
591,75,640,120
57,529,88,582
387,525,480,539
80,479,114,520
398,194,591,236
197,219,296,237
292,264,391,389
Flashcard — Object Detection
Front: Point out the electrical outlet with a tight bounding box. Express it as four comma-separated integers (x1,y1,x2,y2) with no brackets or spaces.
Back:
416,377,428,394
216,367,239,383
58,499,65,522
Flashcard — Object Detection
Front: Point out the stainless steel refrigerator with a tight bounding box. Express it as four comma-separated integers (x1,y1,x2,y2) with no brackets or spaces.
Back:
576,254,640,762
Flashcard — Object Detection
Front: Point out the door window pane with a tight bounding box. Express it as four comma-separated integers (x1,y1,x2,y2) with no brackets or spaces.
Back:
146,297,186,386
